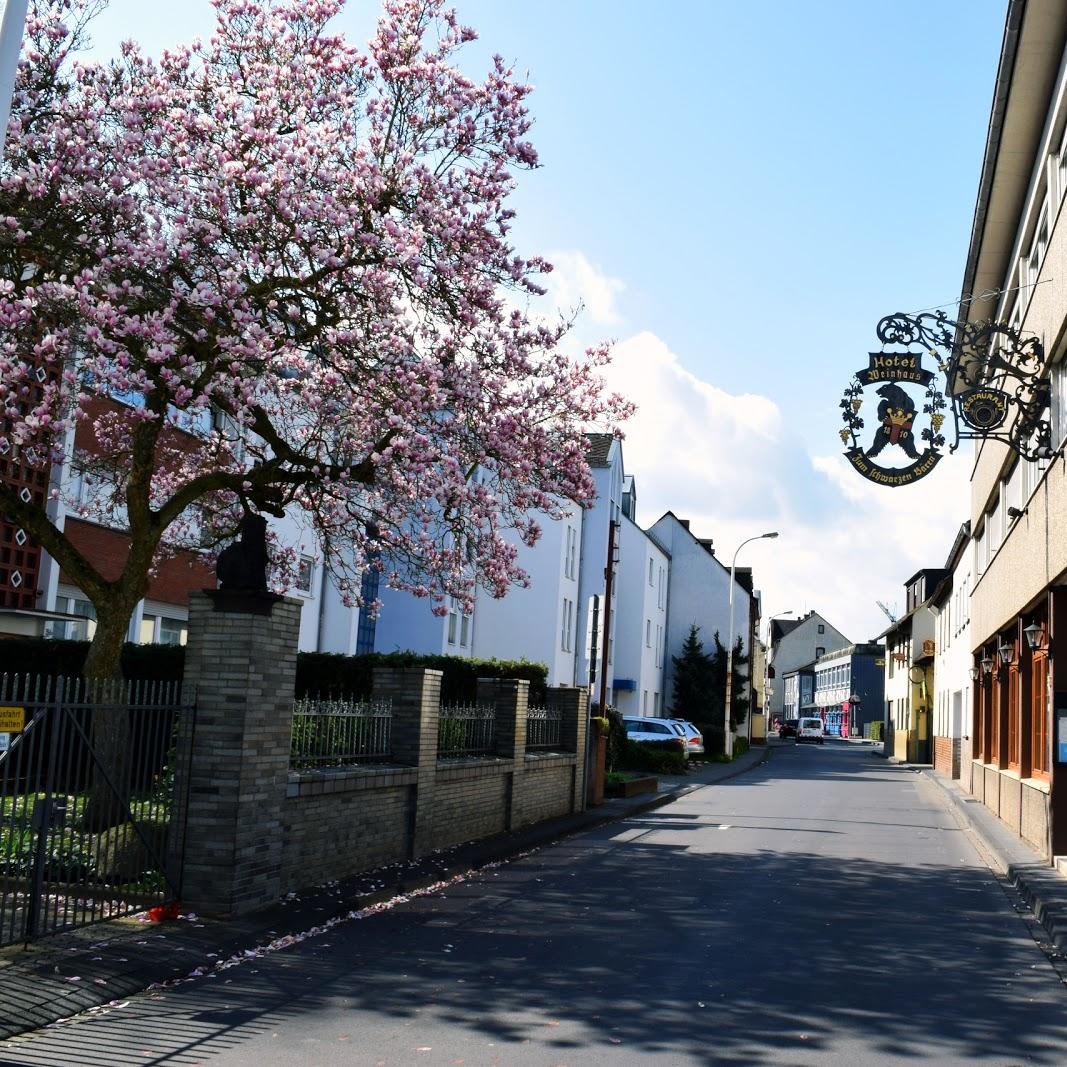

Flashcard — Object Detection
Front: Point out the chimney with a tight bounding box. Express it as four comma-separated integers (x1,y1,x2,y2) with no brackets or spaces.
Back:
679,519,690,530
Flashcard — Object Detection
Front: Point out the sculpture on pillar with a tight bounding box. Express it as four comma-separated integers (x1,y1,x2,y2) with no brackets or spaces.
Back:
216,512,270,593
209,510,279,614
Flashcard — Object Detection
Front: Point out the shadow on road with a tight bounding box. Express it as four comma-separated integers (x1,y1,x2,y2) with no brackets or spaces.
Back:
4,745,1065,1066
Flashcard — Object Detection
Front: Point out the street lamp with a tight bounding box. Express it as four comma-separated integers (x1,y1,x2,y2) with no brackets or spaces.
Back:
725,531,778,757
1023,620,1046,651
969,665,980,682
981,654,994,675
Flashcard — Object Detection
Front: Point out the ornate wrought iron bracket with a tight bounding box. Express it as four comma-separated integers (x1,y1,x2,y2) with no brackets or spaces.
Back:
840,310,1054,487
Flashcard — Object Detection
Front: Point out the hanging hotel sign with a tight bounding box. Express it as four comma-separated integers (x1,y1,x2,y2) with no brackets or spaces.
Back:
841,311,1054,487
840,350,946,487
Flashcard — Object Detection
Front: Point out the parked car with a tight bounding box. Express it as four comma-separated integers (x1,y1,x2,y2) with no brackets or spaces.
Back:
798,717,824,744
778,718,799,739
668,719,705,755
622,716,689,756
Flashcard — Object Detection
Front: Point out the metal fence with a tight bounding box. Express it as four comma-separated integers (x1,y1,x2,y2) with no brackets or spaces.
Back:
526,705,562,750
290,697,392,769
0,673,194,947
438,703,495,758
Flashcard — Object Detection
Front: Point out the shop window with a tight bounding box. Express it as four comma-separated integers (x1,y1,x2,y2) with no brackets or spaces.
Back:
1007,663,1020,772
1032,652,1049,780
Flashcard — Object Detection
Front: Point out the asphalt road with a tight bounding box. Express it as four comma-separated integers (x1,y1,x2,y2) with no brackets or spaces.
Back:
3,740,1067,1066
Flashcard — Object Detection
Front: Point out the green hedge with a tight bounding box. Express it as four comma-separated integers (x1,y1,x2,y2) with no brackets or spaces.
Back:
618,738,687,776
295,651,547,704
0,639,185,682
0,638,547,706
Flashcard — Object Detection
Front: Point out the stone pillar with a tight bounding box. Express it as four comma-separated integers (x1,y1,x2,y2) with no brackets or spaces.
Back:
176,592,302,918
477,677,528,762
478,677,528,829
372,667,441,858
549,686,588,813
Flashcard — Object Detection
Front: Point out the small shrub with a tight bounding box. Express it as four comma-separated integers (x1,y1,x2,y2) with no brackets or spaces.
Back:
732,736,750,760
619,739,687,776
869,721,884,741
691,720,725,758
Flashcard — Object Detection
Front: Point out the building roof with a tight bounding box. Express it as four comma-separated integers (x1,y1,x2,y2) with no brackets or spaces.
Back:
959,1,1067,326
815,642,885,665
584,432,615,468
771,617,802,643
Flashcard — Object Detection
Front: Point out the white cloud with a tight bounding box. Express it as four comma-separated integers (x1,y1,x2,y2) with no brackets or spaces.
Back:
599,330,970,643
543,250,625,328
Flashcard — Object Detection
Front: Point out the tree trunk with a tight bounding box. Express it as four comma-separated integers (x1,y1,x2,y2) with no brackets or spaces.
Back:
80,603,135,832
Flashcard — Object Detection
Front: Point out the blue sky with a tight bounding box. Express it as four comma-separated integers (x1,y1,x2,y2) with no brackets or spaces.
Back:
81,0,1007,642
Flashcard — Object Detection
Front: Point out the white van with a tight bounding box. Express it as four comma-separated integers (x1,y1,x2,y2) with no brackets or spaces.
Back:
798,717,824,745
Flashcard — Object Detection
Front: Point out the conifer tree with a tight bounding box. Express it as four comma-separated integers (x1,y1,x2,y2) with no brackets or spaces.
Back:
671,624,714,720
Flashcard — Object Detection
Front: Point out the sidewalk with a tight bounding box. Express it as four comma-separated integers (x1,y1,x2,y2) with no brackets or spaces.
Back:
920,765,1067,953
0,744,771,1043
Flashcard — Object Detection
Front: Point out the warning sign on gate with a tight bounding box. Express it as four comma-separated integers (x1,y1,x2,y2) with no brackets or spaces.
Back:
0,707,25,732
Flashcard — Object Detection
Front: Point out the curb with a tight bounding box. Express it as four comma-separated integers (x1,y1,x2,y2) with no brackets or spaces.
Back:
0,746,771,1044
921,767,1067,952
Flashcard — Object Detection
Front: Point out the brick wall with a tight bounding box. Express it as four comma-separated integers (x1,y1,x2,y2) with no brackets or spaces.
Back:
933,735,961,779
281,769,415,889
274,673,589,896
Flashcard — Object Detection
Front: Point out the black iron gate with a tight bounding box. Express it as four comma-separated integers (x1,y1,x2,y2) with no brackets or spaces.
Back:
0,673,195,946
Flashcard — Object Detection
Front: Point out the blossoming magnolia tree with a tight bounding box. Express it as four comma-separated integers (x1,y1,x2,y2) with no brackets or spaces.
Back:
0,0,631,682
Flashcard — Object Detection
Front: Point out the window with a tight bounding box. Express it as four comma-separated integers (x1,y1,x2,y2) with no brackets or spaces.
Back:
56,596,96,641
1059,125,1067,201
1032,651,1050,779
159,617,187,646
643,690,648,713
816,647,825,658
654,692,660,715
1051,359,1067,448
459,613,470,647
658,567,666,609
564,526,577,580
1028,205,1049,292
645,619,651,647
818,624,824,634
648,558,654,586
974,524,986,577
1004,460,1022,527
447,601,458,644
139,614,156,645
295,556,315,594
356,564,380,654
987,495,1002,555
561,598,574,652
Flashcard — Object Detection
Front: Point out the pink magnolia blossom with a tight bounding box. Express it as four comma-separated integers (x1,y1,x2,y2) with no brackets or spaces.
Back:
0,0,631,672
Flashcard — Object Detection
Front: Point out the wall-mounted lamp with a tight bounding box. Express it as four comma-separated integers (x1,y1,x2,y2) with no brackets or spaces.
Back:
969,665,980,682
997,641,1014,666
1007,505,1028,521
1023,620,1046,651
981,655,994,675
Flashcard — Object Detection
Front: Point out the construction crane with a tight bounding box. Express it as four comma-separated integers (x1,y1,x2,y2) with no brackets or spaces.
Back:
876,600,898,624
